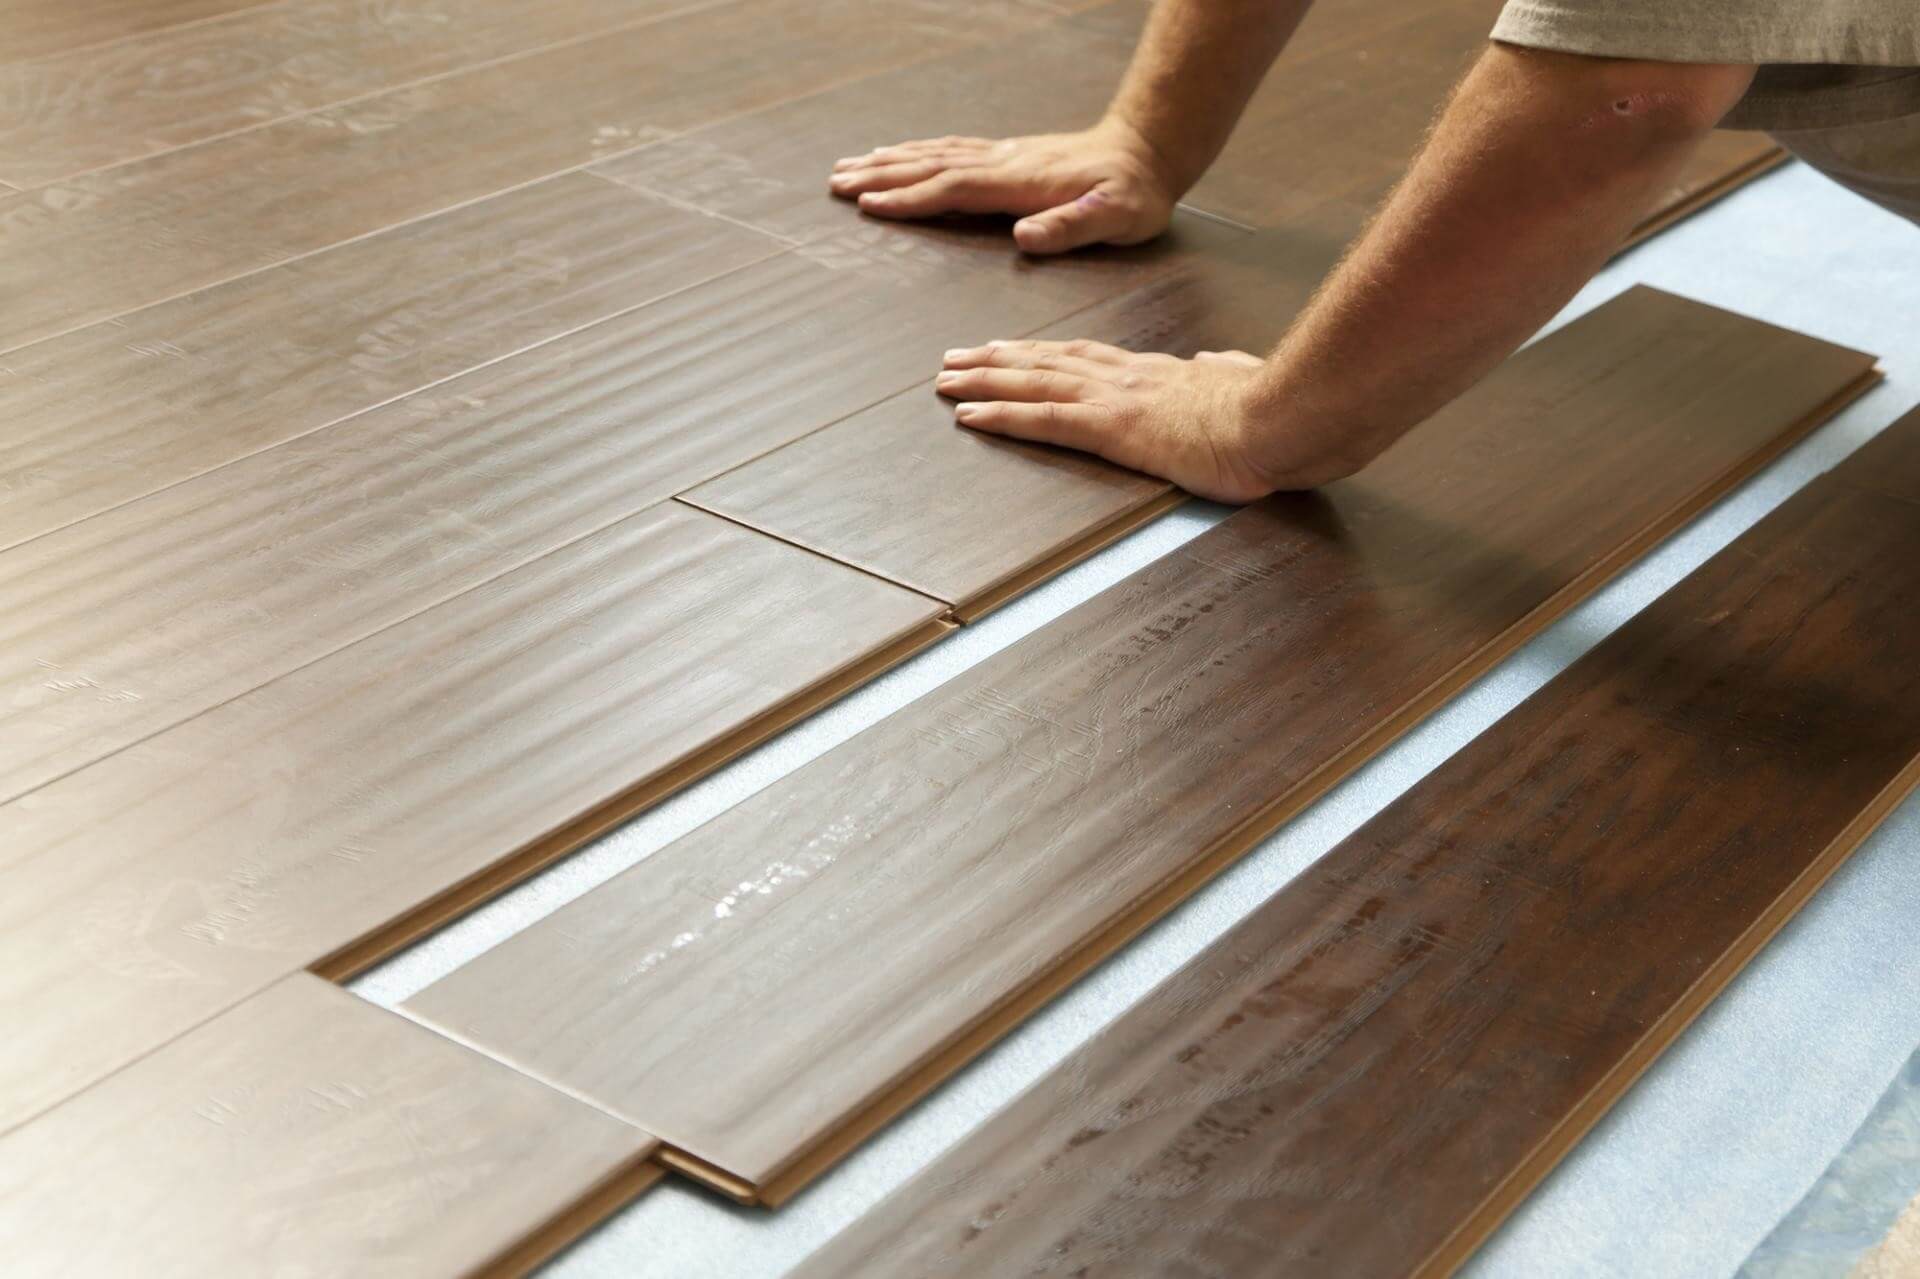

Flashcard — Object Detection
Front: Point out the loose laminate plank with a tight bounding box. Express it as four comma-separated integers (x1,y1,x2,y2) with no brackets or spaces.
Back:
403,287,1878,1203
800,409,1920,1279
0,0,1042,352
683,231,1328,612
0,501,946,1134
0,213,1224,803
0,0,703,187
0,171,778,554
0,973,658,1279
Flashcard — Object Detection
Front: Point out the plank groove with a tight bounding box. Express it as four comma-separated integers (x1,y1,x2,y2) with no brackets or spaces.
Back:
0,212,1230,804
0,0,1044,352
0,171,779,555
0,0,711,187
0,972,658,1279
0,502,945,1135
404,288,1877,1202
0,0,277,65
798,409,1920,1279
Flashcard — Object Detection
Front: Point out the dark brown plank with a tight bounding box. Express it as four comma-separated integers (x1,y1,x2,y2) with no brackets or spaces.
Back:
0,171,778,555
0,501,945,1135
0,0,701,187
0,211,1227,804
0,973,660,1278
682,231,1327,613
0,0,1042,352
403,288,1877,1204
800,409,1920,1279
0,0,274,65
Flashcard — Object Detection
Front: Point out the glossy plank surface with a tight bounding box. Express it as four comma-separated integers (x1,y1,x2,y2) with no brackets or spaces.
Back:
683,231,1326,611
0,0,700,187
0,213,1232,803
802,410,1920,1279
405,288,1877,1201
0,171,777,554
0,0,273,64
0,0,1039,352
0,973,658,1279
0,501,944,1134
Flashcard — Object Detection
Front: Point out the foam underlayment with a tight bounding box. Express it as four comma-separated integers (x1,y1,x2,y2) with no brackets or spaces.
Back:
351,161,1920,1279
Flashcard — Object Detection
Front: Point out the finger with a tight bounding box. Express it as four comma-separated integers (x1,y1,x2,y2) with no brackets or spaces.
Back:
857,170,1029,219
1195,349,1263,367
1012,185,1143,254
952,400,1109,453
832,137,994,170
829,159,946,197
943,338,1134,369
934,367,1097,404
935,345,1116,381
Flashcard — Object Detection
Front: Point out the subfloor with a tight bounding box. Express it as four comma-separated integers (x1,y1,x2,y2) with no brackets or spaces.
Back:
353,160,1920,1278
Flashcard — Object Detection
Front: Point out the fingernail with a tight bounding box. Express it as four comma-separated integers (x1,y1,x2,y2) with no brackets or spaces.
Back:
935,371,959,388
943,348,971,362
955,404,980,424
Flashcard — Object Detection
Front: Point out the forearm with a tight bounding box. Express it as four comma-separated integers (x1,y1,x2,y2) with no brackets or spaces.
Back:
1104,0,1316,194
1241,46,1755,484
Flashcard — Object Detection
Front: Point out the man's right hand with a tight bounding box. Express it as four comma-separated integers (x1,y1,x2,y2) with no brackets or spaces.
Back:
828,121,1179,254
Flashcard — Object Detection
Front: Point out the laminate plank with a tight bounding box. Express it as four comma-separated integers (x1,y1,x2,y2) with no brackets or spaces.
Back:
799,408,1920,1279
0,0,703,187
682,231,1327,612
0,0,1042,352
0,0,274,65
0,171,778,555
0,212,1227,804
403,288,1878,1203
0,501,945,1135
0,973,658,1279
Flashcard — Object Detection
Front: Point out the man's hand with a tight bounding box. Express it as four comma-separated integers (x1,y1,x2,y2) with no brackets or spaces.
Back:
829,122,1178,254
935,339,1367,503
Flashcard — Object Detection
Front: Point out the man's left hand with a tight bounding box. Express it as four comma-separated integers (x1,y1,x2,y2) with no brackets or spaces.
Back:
935,339,1359,503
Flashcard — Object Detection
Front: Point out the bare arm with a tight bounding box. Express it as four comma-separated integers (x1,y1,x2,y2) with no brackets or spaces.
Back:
831,0,1312,253
935,45,1758,500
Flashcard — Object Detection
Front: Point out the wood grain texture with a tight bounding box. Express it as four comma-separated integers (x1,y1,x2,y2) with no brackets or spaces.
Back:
404,288,1877,1202
800,409,1920,1279
0,973,658,1279
681,231,1324,611
0,209,1234,804
0,0,275,65
0,0,702,187
0,501,944,1135
0,171,778,555
0,0,1041,352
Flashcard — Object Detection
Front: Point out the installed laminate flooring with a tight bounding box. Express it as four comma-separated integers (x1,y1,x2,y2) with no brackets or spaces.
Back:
0,208,1234,804
404,288,1877,1205
0,171,778,555
800,409,1920,1279
0,973,658,1279
1,0,275,64
0,502,944,1135
0,0,1043,352
0,0,703,187
684,231,1328,613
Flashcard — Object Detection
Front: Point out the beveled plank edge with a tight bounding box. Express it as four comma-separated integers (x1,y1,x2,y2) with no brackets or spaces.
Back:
0,0,752,191
309,613,955,982
1620,145,1790,252
1417,747,1920,1279
0,0,285,70
653,360,1882,1205
481,1157,668,1278
951,487,1187,622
